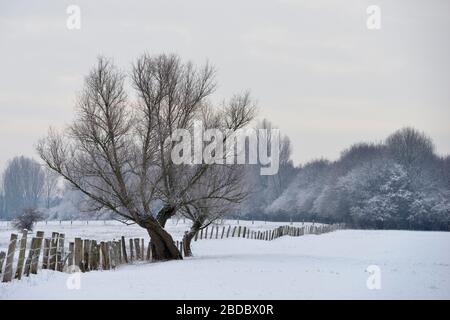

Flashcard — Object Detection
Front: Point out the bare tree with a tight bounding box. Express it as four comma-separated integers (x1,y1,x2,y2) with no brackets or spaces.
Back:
386,127,435,176
131,54,256,227
43,167,59,209
180,163,249,256
38,54,256,261
2,156,45,218
38,56,181,260
13,208,43,231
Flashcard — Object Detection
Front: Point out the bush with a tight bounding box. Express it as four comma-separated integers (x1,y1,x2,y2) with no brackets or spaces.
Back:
12,208,43,231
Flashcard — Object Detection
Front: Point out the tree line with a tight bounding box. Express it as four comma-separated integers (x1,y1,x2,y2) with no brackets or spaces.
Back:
243,128,450,231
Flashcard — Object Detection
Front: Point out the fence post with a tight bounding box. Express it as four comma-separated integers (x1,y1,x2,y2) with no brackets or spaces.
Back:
141,239,144,260
90,240,99,270
221,226,225,239
134,238,141,260
31,231,44,274
226,225,231,238
121,236,128,263
68,242,74,267
109,242,116,269
49,232,59,270
0,252,5,275
129,239,134,262
2,233,18,282
105,242,111,269
56,233,65,272
210,227,214,239
15,229,28,279
200,228,203,240
232,226,237,237
146,241,152,261
83,239,91,272
100,242,108,270
24,238,35,276
215,226,219,239
74,237,83,271
42,238,50,269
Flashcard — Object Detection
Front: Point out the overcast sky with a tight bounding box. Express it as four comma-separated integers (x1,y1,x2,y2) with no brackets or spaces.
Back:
0,0,449,170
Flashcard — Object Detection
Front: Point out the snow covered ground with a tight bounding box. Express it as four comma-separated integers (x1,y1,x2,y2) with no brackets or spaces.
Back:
1,227,449,299
0,219,320,251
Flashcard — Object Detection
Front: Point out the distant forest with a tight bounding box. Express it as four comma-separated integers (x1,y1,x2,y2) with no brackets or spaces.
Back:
1,126,449,231
240,126,450,231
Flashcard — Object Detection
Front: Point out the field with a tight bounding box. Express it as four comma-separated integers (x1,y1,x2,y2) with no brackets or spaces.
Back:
0,220,449,299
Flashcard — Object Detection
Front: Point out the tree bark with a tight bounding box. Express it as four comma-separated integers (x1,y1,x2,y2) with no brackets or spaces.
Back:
139,217,182,261
182,231,195,257
182,220,203,257
156,205,176,227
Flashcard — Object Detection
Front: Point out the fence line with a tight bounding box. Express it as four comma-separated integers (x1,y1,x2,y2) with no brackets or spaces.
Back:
0,223,345,283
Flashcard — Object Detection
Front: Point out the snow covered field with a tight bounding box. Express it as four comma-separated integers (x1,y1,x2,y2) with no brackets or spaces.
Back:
1,224,449,299
0,219,320,251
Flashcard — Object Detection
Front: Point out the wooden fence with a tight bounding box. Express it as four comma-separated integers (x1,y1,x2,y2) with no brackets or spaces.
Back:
0,223,344,283
193,223,345,241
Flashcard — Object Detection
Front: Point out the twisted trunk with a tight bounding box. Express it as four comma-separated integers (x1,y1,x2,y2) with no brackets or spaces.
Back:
156,205,176,227
139,217,182,261
182,220,202,257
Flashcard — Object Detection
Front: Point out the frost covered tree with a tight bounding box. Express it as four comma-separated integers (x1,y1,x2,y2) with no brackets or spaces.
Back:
265,128,449,230
37,54,256,260
131,54,255,228
180,164,248,256
2,156,45,218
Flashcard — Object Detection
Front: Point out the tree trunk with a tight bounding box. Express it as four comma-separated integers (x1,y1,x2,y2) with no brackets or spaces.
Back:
183,231,195,257
182,220,203,257
156,205,176,227
139,218,182,261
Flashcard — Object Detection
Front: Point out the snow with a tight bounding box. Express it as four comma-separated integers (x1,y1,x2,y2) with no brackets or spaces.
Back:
0,219,319,251
1,228,449,299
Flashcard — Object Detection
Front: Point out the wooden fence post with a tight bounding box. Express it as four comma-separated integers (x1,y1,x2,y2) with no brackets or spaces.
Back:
100,242,107,270
134,238,141,260
31,231,44,274
215,226,219,239
221,226,225,239
242,227,246,238
121,236,128,263
68,242,74,267
109,242,116,269
2,233,17,282
141,239,144,260
129,239,134,262
56,233,65,272
200,228,203,240
83,239,91,272
90,240,99,270
74,237,83,271
49,232,59,270
194,231,199,241
15,229,28,279
24,238,35,277
226,225,231,238
232,226,237,237
0,252,5,275
237,226,241,237
146,241,152,261
105,242,111,269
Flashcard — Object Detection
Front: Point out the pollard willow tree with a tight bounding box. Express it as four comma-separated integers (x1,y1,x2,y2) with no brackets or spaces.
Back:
131,55,256,228
37,54,256,261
